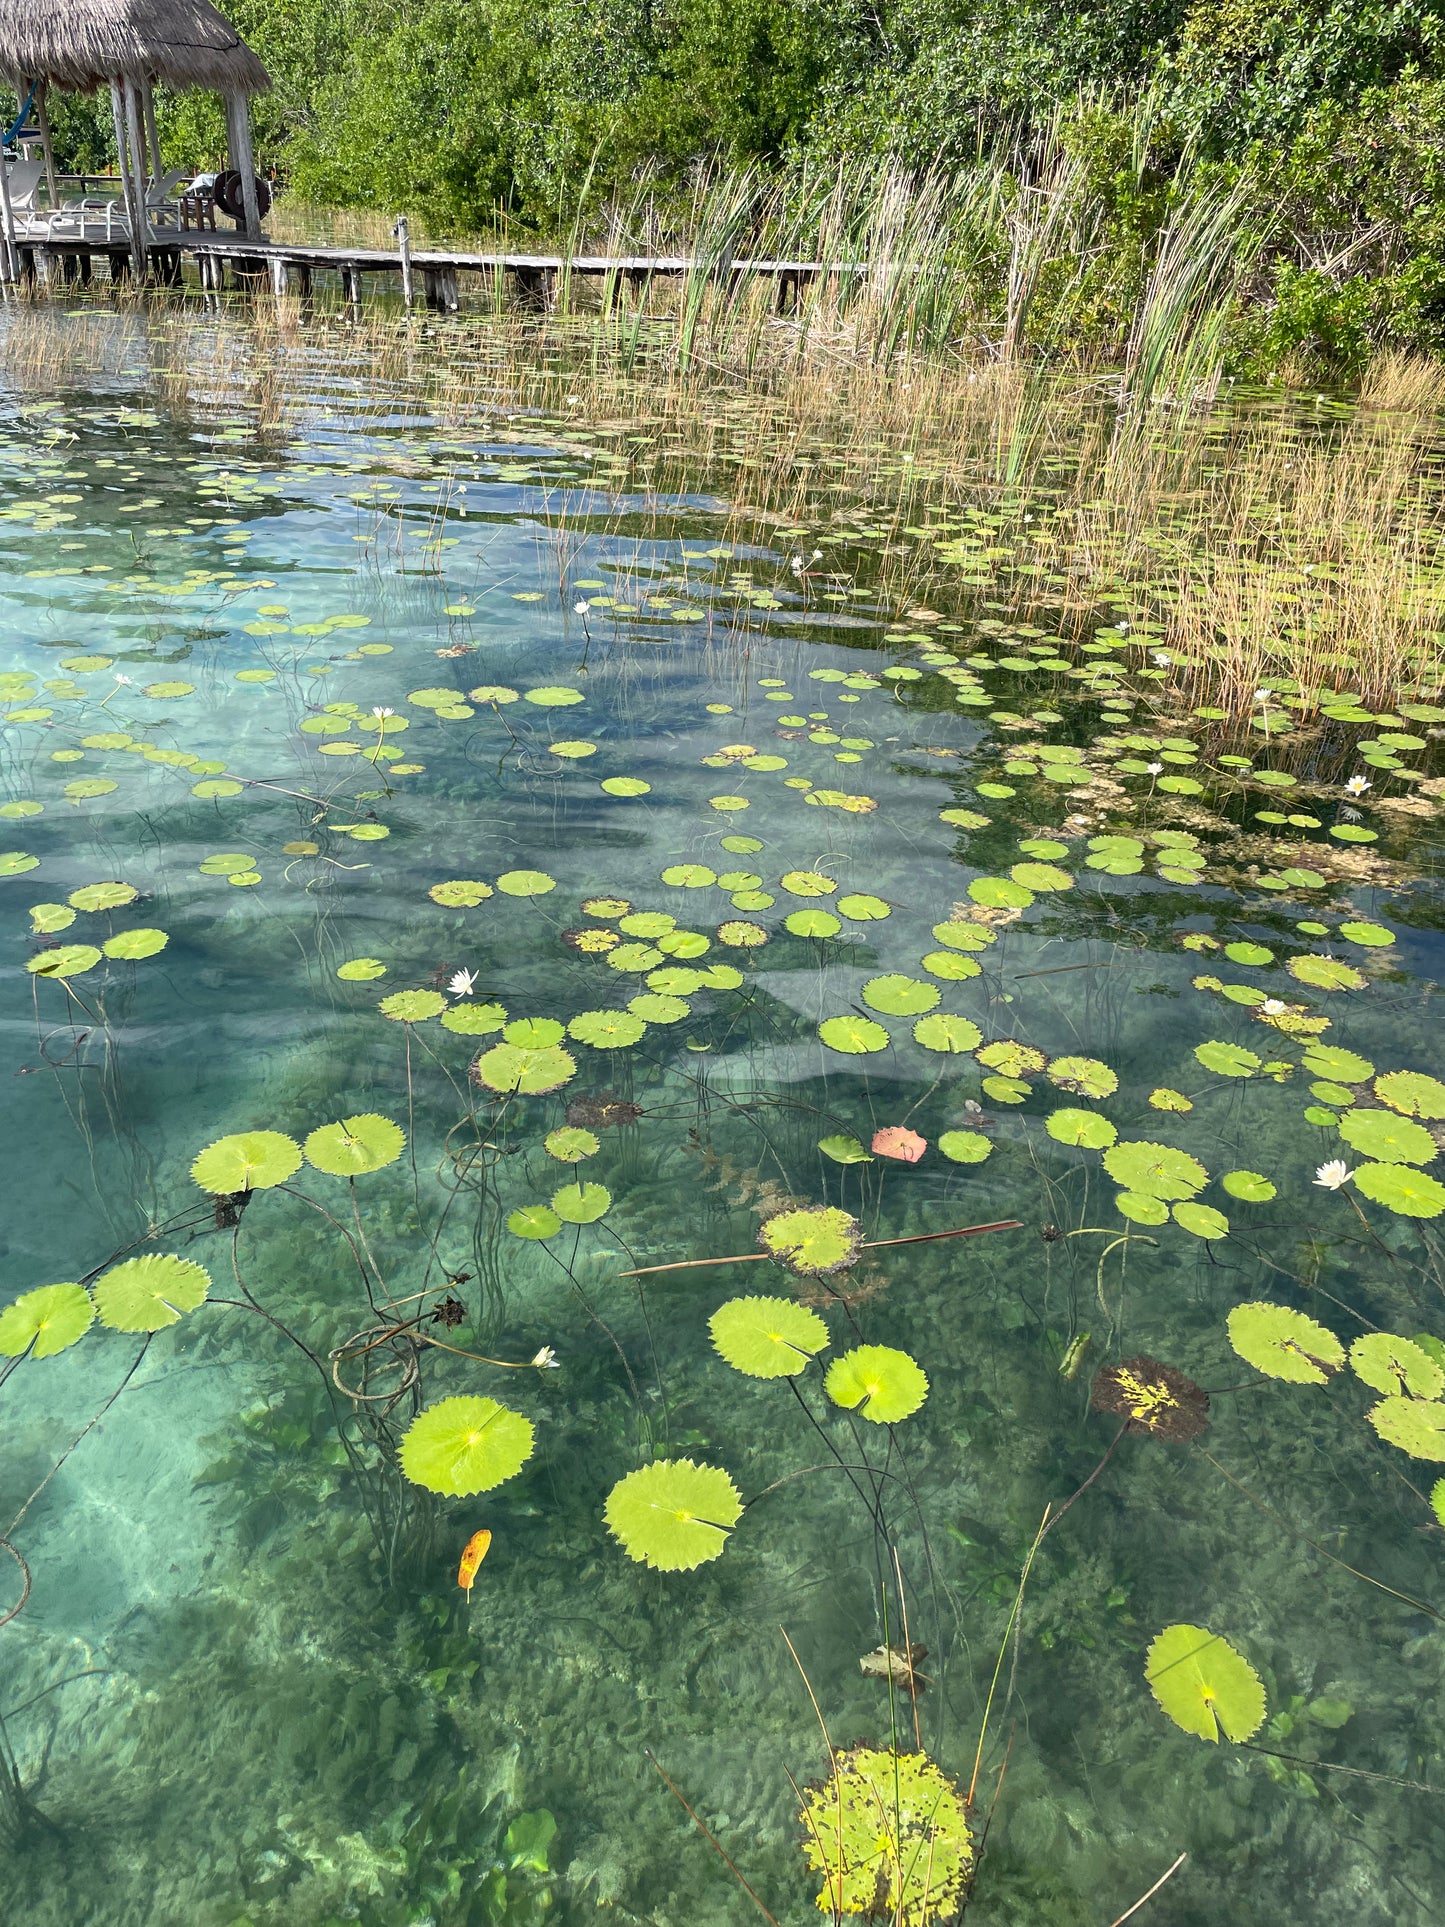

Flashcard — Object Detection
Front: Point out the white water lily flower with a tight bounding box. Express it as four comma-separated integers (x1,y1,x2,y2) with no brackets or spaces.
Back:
448,968,478,998
574,599,590,615
1253,688,1270,703
532,1346,560,1369
1345,774,1372,795
371,705,394,719
1314,1160,1353,1191
1260,998,1287,1015
115,673,132,685
790,553,805,574
1146,761,1163,775
1151,650,1169,665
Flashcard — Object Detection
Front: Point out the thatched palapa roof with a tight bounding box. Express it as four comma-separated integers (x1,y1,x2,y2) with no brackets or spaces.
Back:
0,0,270,95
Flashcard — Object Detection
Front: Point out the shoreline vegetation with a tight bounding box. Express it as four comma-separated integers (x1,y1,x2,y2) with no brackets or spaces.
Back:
4,266,1444,722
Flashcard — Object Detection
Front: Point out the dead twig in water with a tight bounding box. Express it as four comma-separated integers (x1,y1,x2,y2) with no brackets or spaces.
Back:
619,1216,1023,1277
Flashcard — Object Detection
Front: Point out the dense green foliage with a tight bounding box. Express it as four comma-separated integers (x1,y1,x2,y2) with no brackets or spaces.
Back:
30,1,1445,370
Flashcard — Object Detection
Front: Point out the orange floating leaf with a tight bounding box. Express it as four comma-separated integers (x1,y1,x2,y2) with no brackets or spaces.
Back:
457,1527,493,1591
871,1126,927,1163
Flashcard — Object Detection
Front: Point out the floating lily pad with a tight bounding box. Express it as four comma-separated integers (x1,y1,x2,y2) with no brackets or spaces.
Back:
474,1042,577,1094
1145,1624,1266,1743
1194,1041,1261,1078
441,1001,509,1036
913,1014,983,1053
1227,1302,1343,1383
103,928,168,960
0,1282,94,1359
1375,1071,1445,1119
191,1130,303,1193
69,882,137,912
524,686,584,706
709,1296,829,1378
1352,1163,1445,1218
544,1126,599,1162
568,1010,647,1048
1221,1170,1276,1201
604,1458,742,1570
1103,1141,1206,1200
304,1114,405,1177
1350,1333,1444,1400
937,1130,992,1163
26,944,101,979
819,1134,872,1164
862,975,940,1017
976,1041,1046,1077
399,1396,535,1495
93,1254,210,1333
836,893,891,920
1337,1108,1437,1166
600,777,651,796
1367,1397,1445,1461
717,920,768,948
1173,1201,1229,1239
1288,955,1367,992
552,1181,611,1224
1047,1108,1118,1149
785,909,842,939
379,989,447,1022
759,1205,862,1276
825,1345,928,1423
508,1204,562,1240
429,880,494,907
496,870,556,897
818,1014,890,1055
1047,1056,1118,1098
969,875,1034,909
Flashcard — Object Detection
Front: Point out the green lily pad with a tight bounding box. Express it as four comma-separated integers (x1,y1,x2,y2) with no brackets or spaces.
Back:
604,1459,742,1570
0,1282,95,1359
304,1114,406,1177
1145,1624,1266,1743
1337,1108,1437,1166
524,686,584,706
836,893,891,920
1350,1333,1445,1400
913,1014,983,1053
379,989,447,1022
441,1001,509,1036
759,1205,861,1276
337,957,387,981
496,870,557,897
1375,1071,1445,1119
1304,1045,1374,1083
399,1396,535,1495
568,1009,648,1048
1103,1141,1206,1200
937,1130,993,1163
825,1345,928,1423
1352,1163,1445,1218
429,879,494,907
69,882,137,912
508,1204,562,1240
819,1134,872,1164
93,1254,210,1332
785,909,842,938
102,928,168,960
1368,1397,1445,1461
969,875,1034,909
26,944,101,979
1224,942,1273,967
1338,922,1395,947
922,950,982,981
28,904,73,934
1221,1170,1276,1201
1194,1041,1261,1078
544,1127,599,1162
601,777,651,796
780,870,836,897
551,1181,611,1224
1047,1056,1118,1099
191,1130,303,1193
1288,955,1367,992
819,1014,890,1055
976,1041,1046,1077
931,921,994,951
1172,1201,1229,1239
709,1296,829,1378
862,975,940,1017
1227,1302,1344,1383
474,1042,577,1095
1047,1108,1118,1149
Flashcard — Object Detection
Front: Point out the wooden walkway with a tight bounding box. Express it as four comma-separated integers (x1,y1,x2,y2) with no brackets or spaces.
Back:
9,227,856,313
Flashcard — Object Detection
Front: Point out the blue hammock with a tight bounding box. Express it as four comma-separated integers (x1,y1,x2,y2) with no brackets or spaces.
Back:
4,82,39,149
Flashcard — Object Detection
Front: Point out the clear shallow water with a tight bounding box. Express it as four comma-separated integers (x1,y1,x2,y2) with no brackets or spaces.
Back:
2,313,1445,1927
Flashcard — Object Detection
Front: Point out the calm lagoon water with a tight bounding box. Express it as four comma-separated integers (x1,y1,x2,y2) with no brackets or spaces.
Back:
2,309,1445,1927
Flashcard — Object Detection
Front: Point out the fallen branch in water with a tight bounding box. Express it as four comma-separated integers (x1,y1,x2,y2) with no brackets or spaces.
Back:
619,1217,1023,1277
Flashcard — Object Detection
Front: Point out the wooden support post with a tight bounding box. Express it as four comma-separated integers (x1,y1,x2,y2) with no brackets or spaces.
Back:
141,82,163,186
422,266,439,312
270,254,290,300
108,249,130,283
33,246,53,287
394,217,415,310
75,252,92,285
0,135,18,284
111,77,148,281
340,262,362,314
36,83,59,207
440,265,459,311
223,91,262,239
295,262,312,298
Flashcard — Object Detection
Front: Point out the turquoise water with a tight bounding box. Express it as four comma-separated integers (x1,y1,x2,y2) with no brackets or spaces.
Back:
2,310,1445,1927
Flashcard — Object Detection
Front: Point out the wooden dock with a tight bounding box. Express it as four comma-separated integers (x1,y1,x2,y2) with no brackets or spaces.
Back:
8,226,856,314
